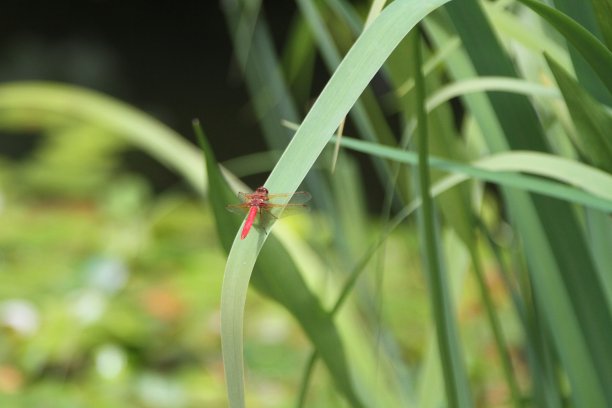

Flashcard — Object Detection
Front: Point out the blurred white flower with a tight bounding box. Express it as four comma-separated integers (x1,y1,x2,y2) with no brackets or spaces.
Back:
137,373,186,408
86,257,128,294
0,299,39,336
70,289,106,325
95,344,126,380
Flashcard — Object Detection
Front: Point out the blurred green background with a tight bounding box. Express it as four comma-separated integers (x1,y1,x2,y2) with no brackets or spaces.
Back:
0,2,295,407
1,0,612,407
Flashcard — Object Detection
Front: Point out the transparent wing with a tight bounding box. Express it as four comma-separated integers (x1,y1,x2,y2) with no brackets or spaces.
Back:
226,203,250,215
227,190,311,220
267,203,310,219
263,192,311,219
266,191,312,205
236,192,252,203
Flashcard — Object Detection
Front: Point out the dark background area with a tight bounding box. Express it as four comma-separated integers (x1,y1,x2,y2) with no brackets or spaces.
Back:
0,0,300,191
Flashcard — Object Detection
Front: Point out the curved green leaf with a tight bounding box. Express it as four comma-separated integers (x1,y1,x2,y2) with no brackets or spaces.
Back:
445,2,612,404
426,77,562,113
591,0,612,49
545,54,612,172
220,1,453,406
414,32,472,408
194,122,364,407
0,82,206,194
517,0,612,93
334,136,612,212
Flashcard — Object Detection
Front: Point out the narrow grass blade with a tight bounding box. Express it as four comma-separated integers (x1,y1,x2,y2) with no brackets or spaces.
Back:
426,77,562,113
281,15,316,104
417,231,470,408
194,122,365,407
468,245,522,407
221,0,333,210
219,1,454,406
591,0,612,49
0,82,205,193
296,0,398,184
585,209,612,311
414,31,472,408
545,54,612,172
482,2,572,70
333,137,612,211
223,0,298,150
364,0,387,28
544,0,612,104
423,12,560,407
516,0,612,94
446,2,612,404
264,0,453,215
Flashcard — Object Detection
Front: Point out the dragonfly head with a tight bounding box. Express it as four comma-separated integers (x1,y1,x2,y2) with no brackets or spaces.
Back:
255,186,269,195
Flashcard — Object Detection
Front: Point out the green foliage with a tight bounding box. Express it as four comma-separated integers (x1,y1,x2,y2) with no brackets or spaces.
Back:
1,0,612,407
545,55,612,172
195,122,364,407
0,172,230,406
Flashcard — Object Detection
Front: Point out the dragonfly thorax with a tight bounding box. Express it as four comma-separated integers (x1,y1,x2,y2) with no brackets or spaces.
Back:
250,198,267,207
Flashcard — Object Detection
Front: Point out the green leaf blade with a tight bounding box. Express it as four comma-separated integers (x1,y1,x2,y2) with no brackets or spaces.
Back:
545,54,612,172
517,0,612,94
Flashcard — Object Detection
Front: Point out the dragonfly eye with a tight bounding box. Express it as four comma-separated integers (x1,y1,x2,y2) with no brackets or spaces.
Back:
257,186,269,195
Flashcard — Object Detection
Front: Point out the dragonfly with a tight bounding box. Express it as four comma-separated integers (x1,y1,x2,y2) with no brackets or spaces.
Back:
226,186,311,239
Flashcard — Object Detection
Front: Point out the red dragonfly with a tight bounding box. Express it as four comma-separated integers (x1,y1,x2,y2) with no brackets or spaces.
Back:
226,186,311,239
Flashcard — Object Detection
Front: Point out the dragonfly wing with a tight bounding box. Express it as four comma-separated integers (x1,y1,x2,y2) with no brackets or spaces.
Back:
260,202,310,219
236,192,252,203
267,191,312,205
228,190,311,221
226,203,250,215
263,191,311,219
275,203,310,218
